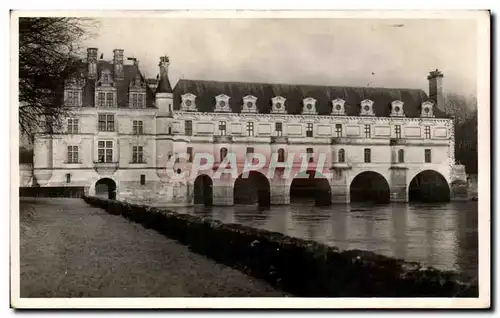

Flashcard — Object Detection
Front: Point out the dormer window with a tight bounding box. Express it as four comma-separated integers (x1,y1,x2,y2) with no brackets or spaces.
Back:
64,77,84,107
242,95,258,113
390,100,405,117
360,99,375,116
181,93,198,112
302,97,317,115
96,68,117,108
129,73,146,108
421,101,435,118
331,98,346,116
214,94,231,112
271,96,287,114
65,89,82,107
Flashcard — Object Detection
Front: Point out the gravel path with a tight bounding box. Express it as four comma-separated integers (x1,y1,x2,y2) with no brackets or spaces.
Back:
19,198,285,297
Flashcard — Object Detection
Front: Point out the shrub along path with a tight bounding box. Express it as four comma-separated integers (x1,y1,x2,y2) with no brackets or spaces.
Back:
19,198,284,297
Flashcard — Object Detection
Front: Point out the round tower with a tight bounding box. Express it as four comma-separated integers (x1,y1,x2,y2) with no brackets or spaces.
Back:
155,55,174,181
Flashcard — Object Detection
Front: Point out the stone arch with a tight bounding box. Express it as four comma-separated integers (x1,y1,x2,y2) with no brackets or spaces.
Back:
350,171,390,203
233,171,270,206
94,178,117,200
193,174,213,206
409,170,450,202
289,170,331,206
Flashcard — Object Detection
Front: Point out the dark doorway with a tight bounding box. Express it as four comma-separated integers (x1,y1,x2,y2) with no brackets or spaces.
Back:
289,170,331,206
234,171,270,206
194,174,213,206
95,178,117,200
409,170,450,202
350,171,390,204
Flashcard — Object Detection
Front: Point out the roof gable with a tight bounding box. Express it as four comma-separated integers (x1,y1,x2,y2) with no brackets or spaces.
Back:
172,79,447,118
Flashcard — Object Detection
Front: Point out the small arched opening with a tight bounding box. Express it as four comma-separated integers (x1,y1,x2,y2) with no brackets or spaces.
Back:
409,170,450,202
338,149,345,163
289,170,332,206
233,171,270,206
193,174,213,206
95,178,117,200
350,171,390,204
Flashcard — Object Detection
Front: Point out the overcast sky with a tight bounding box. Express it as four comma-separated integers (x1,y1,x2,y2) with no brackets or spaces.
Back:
84,17,478,96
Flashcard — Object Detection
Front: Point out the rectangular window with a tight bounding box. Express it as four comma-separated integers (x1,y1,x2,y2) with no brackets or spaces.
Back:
67,146,78,163
306,147,314,163
364,148,371,163
187,147,193,163
66,90,80,106
133,120,144,135
98,141,113,163
132,146,144,163
306,123,313,137
130,93,146,108
247,122,254,136
424,126,431,139
67,118,79,134
219,121,226,136
168,126,172,135
364,124,371,138
185,120,193,136
66,173,71,184
98,114,115,131
395,125,401,139
425,149,432,163
106,92,113,107
246,147,254,155
275,122,283,136
140,174,146,185
335,124,342,137
98,92,114,107
98,92,105,107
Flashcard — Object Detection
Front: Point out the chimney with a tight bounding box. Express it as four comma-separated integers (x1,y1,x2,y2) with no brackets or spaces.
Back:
113,49,124,80
156,55,172,93
87,48,98,80
427,69,445,113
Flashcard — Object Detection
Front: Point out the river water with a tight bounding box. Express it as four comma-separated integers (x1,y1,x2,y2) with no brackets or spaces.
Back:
169,201,478,281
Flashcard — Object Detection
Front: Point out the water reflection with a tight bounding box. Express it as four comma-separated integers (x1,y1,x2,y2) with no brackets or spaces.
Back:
169,201,478,280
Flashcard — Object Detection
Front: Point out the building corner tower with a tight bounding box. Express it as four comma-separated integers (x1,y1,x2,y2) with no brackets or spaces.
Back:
155,55,174,181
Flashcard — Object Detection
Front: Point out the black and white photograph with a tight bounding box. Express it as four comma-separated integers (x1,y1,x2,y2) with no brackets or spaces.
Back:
10,10,490,309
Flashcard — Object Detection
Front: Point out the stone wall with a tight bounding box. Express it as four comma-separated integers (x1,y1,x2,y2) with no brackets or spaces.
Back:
83,196,478,297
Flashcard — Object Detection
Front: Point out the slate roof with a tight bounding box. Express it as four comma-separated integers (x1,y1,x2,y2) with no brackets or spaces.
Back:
78,61,156,108
172,79,448,118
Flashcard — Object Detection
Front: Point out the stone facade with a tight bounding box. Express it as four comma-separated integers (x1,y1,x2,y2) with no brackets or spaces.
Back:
32,48,465,206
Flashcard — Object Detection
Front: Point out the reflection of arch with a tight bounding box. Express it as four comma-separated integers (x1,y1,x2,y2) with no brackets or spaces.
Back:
409,170,450,202
95,178,116,200
194,174,213,206
234,171,270,206
350,171,390,203
338,149,345,163
290,170,331,206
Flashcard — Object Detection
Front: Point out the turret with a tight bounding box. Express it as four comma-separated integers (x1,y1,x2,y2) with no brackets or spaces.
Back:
155,55,173,116
155,55,174,181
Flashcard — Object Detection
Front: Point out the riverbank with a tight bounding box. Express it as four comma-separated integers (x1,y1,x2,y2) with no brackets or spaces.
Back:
83,196,479,297
19,198,285,297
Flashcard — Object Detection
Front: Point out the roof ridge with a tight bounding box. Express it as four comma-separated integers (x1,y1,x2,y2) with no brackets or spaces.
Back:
175,78,426,92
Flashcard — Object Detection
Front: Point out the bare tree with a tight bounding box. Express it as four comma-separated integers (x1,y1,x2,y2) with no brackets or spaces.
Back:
445,93,478,174
18,17,96,141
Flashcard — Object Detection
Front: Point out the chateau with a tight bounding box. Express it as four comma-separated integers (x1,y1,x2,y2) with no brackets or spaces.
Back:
30,48,467,206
